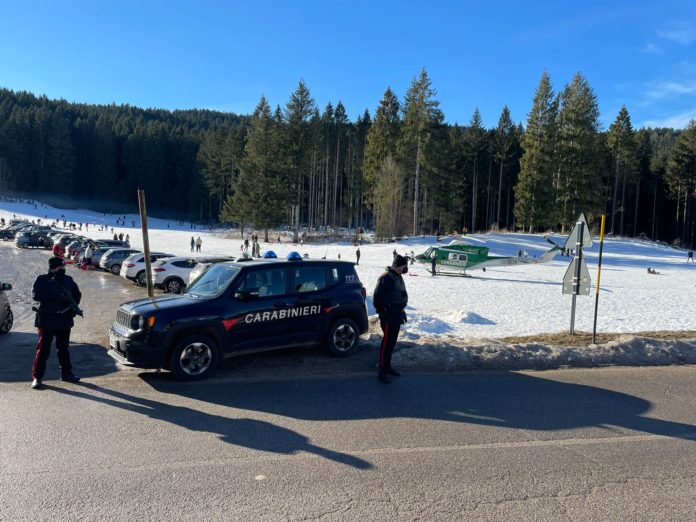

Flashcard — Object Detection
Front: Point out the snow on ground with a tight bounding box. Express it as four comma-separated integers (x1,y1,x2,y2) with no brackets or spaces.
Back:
2,198,695,342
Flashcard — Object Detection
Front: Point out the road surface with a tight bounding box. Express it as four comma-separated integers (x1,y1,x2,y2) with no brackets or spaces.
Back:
2,365,696,520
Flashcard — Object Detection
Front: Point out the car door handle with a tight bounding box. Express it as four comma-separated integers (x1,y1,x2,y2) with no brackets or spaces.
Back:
274,301,290,308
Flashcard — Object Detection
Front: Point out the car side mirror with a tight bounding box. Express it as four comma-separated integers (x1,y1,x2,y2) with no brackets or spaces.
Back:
234,289,258,300
1,283,11,291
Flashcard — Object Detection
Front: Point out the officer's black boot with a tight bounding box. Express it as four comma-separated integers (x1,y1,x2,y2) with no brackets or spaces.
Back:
60,372,80,383
378,372,390,384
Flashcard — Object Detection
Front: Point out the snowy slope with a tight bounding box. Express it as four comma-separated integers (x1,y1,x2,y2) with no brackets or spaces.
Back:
1,198,694,339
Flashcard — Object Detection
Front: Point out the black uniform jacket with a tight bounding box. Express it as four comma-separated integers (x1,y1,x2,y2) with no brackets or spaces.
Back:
373,267,408,318
33,272,82,329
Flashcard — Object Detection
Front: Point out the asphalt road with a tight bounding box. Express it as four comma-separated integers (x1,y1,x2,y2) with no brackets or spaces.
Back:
2,365,696,521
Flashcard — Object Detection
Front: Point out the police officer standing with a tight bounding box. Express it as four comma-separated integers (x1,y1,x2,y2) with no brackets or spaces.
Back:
373,255,409,384
31,257,82,389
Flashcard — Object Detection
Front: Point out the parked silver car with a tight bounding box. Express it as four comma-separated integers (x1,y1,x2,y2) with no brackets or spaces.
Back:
0,282,13,334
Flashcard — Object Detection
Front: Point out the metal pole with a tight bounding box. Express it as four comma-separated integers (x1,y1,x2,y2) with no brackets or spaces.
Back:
569,221,584,335
592,214,606,343
137,189,154,298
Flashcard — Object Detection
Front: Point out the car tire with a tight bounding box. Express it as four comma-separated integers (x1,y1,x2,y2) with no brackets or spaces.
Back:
110,264,121,275
136,271,147,286
165,278,185,294
0,308,12,334
169,334,220,381
326,317,359,357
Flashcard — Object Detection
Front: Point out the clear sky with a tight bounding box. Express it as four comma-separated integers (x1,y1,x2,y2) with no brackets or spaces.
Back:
1,0,695,129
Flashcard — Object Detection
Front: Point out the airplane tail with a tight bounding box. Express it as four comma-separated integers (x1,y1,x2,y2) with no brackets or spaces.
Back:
539,240,562,262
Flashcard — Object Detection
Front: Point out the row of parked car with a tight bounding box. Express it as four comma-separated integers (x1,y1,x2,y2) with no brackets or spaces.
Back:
0,220,238,295
62,237,236,294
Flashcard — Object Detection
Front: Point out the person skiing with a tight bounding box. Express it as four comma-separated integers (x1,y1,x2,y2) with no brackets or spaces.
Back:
356,247,361,265
373,255,409,384
190,236,195,252
688,250,694,263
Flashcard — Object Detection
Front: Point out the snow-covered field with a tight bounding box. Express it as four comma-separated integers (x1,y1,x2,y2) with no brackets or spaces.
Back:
2,198,694,341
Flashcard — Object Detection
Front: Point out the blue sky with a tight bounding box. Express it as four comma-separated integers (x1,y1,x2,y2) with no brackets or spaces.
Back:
1,0,695,129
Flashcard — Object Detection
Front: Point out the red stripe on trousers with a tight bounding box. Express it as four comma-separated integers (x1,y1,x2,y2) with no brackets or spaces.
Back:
32,328,44,378
380,322,389,371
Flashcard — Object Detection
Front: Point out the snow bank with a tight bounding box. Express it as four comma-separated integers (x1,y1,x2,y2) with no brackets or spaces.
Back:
364,331,696,372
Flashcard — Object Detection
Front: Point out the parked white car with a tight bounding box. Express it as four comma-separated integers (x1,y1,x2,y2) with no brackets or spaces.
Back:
187,256,236,285
152,256,236,294
120,252,174,286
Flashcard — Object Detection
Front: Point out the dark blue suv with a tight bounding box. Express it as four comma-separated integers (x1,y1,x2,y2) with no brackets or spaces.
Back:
108,259,368,380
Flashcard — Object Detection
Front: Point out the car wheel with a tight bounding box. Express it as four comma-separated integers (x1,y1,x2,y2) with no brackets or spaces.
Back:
169,335,219,381
0,308,12,334
326,317,359,356
165,278,185,294
136,271,147,286
110,264,121,275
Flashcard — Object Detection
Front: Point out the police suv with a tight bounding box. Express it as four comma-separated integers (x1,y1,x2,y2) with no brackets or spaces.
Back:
108,255,368,380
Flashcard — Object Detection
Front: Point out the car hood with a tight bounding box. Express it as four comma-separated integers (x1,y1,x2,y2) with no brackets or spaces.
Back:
119,293,211,315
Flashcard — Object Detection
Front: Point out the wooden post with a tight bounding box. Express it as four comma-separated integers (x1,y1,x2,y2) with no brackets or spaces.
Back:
137,189,154,298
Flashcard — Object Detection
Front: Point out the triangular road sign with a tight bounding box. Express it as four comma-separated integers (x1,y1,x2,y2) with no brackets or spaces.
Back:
564,213,593,249
562,257,591,295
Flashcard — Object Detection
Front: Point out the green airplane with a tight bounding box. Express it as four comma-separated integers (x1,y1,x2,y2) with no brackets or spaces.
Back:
413,237,562,275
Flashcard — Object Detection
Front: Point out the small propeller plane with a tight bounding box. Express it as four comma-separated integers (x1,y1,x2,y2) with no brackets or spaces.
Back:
413,237,562,275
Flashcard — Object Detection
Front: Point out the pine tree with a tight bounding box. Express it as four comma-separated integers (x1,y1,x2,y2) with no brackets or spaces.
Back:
221,96,291,241
284,80,316,237
373,155,405,238
364,89,400,198
514,71,558,232
464,109,486,231
665,120,696,246
494,106,516,228
397,68,444,235
607,106,638,235
364,88,401,231
555,72,603,230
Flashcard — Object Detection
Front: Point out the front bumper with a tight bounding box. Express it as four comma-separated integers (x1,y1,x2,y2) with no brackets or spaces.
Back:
108,323,166,368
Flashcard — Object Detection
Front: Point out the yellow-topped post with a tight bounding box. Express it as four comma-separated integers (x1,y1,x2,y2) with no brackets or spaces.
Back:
592,214,606,343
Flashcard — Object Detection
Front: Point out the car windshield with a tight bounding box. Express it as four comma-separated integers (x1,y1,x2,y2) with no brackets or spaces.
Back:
187,264,240,298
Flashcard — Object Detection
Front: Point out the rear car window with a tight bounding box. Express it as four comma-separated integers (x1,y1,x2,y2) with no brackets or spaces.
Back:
292,266,327,293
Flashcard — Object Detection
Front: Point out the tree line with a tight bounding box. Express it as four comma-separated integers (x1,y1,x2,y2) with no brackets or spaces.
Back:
0,71,694,246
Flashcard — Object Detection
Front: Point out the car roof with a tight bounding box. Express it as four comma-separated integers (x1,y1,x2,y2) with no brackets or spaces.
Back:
104,248,140,254
218,259,356,269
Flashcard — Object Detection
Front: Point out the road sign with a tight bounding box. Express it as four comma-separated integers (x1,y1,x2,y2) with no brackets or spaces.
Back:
564,213,593,250
562,257,591,295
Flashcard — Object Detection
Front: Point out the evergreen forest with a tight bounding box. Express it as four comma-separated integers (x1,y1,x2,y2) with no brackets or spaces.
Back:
0,69,695,247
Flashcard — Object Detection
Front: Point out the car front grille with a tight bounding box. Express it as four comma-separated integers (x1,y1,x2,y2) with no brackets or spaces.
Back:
116,309,133,330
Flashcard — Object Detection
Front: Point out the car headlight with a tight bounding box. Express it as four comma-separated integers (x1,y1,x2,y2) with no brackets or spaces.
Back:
130,315,145,330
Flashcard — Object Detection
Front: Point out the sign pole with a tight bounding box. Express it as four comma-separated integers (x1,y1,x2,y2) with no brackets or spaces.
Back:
137,189,154,298
569,221,585,335
592,214,606,343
